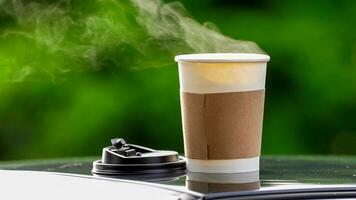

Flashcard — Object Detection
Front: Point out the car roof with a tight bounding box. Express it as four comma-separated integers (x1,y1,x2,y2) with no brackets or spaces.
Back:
1,156,356,199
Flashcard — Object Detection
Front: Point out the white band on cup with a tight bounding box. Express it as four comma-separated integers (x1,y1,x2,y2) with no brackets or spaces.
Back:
187,171,259,184
186,157,260,173
176,53,269,94
177,61,267,94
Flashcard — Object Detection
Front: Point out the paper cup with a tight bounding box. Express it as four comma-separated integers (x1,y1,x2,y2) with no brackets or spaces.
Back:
175,53,270,173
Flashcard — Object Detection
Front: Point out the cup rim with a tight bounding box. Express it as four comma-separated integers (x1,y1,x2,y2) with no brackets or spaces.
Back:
175,53,270,63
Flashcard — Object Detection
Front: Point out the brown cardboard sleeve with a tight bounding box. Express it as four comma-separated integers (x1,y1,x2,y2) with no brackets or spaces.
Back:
180,90,265,160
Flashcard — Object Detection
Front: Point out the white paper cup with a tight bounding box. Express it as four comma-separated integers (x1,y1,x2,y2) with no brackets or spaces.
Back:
175,53,270,173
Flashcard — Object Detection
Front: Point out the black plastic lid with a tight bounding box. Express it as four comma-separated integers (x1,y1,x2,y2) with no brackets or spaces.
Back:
92,138,186,177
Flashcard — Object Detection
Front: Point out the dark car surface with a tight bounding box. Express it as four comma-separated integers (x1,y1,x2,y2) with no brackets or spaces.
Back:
2,156,356,199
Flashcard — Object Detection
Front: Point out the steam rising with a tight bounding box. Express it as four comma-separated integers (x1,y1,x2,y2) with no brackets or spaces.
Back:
0,0,263,82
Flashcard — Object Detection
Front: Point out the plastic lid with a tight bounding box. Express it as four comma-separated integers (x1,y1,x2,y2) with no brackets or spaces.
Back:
92,138,186,177
175,53,270,63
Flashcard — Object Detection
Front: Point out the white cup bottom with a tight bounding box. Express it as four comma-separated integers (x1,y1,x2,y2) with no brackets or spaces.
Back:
186,157,260,173
187,171,259,184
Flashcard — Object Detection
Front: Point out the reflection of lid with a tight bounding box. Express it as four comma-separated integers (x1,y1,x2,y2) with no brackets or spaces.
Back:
92,138,186,177
175,53,270,63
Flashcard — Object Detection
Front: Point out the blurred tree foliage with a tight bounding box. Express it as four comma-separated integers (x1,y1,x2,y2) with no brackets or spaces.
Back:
0,0,356,160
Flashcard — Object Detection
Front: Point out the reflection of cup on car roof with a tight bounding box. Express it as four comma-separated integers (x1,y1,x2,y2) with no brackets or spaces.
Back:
186,171,260,193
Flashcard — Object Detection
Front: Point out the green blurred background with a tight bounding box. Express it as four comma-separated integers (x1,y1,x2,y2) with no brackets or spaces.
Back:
0,0,356,160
